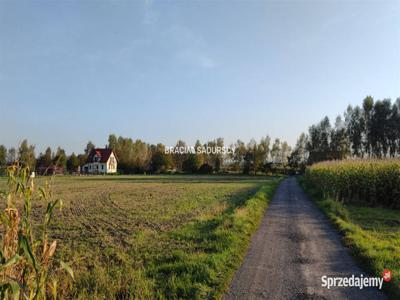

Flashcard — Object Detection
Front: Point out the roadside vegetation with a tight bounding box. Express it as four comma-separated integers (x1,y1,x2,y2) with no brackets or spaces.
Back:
0,175,280,299
300,168,400,299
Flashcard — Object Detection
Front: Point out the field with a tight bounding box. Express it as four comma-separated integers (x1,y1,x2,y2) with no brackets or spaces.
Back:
0,175,280,299
305,159,400,208
300,176,400,299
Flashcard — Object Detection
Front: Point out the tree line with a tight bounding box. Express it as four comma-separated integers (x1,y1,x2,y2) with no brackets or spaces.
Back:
2,95,398,175
0,135,292,175
290,96,400,168
0,140,93,175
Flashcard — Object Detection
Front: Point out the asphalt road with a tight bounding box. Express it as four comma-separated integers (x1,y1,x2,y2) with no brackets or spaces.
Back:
224,177,387,300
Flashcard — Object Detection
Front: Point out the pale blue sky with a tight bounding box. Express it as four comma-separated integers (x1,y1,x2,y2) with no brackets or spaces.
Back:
0,0,399,154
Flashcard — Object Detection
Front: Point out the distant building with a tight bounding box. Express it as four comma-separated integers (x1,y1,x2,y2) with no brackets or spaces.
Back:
82,148,117,174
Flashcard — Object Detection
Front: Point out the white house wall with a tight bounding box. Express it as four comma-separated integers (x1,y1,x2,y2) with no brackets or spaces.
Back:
106,153,117,173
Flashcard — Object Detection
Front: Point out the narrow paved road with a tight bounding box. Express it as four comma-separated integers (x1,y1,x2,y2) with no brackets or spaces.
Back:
224,177,386,300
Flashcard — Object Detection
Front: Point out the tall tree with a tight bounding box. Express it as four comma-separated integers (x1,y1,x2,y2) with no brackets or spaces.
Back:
288,133,307,169
172,140,187,171
202,138,224,172
362,96,374,157
214,137,224,172
0,145,7,167
108,134,118,150
295,133,307,163
370,99,392,157
150,143,173,173
194,140,205,168
280,141,291,164
345,105,364,157
255,136,270,172
245,139,257,174
85,141,95,155
182,154,199,173
270,138,281,163
37,147,53,170
132,139,151,172
306,125,320,154
388,99,400,156
18,140,36,170
319,116,331,153
53,147,67,170
67,153,79,173
77,154,87,167
232,140,246,172
306,117,331,163
7,147,16,164
330,116,349,159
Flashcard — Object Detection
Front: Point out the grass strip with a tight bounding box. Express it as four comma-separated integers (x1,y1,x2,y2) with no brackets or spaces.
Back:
146,177,282,299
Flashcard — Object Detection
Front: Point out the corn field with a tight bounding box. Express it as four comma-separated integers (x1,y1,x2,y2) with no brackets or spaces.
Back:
305,159,400,208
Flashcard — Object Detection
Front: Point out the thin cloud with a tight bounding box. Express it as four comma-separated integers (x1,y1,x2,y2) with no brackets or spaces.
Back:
176,49,216,69
144,0,158,25
168,25,217,69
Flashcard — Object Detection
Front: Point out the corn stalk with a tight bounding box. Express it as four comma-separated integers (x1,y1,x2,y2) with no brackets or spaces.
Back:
0,163,73,299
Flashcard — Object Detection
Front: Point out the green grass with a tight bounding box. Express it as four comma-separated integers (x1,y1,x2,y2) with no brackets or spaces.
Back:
299,176,400,299
0,175,281,299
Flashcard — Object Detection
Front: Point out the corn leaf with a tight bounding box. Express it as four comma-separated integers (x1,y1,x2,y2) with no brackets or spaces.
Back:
60,261,74,281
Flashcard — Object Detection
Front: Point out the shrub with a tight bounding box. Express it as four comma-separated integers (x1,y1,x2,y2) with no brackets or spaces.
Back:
197,164,213,174
182,155,199,173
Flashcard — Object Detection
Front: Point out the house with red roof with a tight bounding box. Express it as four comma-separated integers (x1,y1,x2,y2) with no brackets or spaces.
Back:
82,148,118,174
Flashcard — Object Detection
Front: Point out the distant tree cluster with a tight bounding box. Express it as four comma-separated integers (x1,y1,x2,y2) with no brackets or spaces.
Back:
107,135,291,174
229,137,291,174
0,140,86,175
0,135,292,175
290,96,400,167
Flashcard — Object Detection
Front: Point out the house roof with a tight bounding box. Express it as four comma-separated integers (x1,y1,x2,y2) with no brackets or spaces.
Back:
87,148,116,163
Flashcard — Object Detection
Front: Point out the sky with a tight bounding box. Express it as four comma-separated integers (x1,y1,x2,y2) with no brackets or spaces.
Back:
0,0,399,154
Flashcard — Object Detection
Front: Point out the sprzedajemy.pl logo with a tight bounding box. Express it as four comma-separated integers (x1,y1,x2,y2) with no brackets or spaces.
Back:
321,270,392,290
